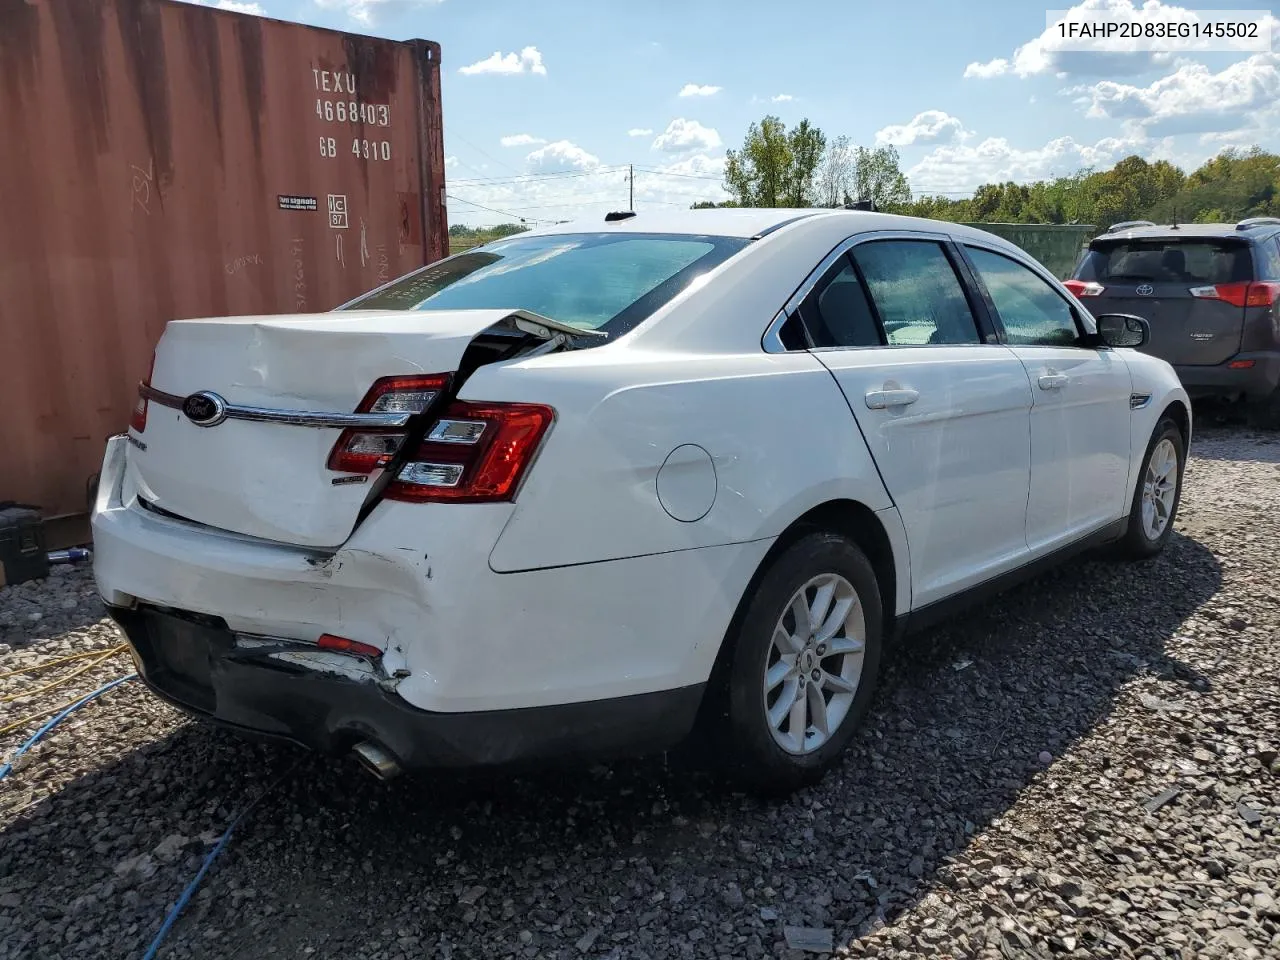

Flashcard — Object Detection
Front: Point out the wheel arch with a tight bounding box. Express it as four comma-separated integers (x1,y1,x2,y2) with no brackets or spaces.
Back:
1161,398,1191,450
700,498,900,710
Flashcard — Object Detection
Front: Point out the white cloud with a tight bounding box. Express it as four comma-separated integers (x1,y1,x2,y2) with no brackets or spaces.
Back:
907,134,1149,195
459,46,547,76
651,118,722,153
1078,53,1280,136
771,93,794,102
627,128,654,137
445,155,459,168
962,0,1276,79
875,110,972,147
179,0,266,13
525,140,600,171
500,134,546,147
964,58,1010,79
310,0,441,24
678,84,722,97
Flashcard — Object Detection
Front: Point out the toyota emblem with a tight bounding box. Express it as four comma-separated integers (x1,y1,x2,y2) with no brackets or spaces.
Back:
1135,283,1154,296
181,391,228,427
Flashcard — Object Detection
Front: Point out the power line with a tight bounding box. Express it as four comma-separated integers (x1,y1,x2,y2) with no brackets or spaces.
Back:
448,166,629,185
500,196,629,211
448,159,488,179
634,166,725,182
446,193,548,223
448,131,525,177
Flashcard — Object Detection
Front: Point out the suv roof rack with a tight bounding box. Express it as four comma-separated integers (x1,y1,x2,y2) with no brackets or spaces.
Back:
1105,220,1156,233
1236,216,1280,231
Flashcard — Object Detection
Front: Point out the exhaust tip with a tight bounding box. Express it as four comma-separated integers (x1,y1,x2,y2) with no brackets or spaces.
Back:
352,741,402,781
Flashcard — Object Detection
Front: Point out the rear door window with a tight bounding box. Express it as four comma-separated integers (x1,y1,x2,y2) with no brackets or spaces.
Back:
850,240,981,345
1076,239,1254,285
1260,238,1280,280
794,258,883,348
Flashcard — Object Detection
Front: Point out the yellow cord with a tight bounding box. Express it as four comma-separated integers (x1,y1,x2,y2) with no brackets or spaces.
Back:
0,676,132,737
0,649,124,704
0,644,127,680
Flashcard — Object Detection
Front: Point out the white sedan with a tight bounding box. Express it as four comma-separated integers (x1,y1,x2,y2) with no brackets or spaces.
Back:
91,209,1189,790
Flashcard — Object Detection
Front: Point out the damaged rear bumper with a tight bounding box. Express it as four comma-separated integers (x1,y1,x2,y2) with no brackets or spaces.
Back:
110,604,706,770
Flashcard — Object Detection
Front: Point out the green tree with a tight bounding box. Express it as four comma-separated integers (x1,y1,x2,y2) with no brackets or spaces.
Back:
724,116,827,207
785,119,826,207
1148,147,1278,224
851,145,912,210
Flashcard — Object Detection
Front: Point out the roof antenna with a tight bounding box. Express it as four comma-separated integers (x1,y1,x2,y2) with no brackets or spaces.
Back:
1171,206,1179,230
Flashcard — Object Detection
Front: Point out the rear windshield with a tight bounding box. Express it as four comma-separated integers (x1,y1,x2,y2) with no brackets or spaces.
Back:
1076,239,1253,285
340,232,749,336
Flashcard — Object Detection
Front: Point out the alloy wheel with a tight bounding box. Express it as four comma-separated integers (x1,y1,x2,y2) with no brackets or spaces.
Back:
763,573,866,755
1141,437,1178,540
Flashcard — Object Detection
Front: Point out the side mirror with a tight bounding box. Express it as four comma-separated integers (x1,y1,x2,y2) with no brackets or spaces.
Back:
1095,313,1149,349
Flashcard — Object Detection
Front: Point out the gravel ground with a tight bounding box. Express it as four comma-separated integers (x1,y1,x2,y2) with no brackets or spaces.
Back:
1,423,1276,960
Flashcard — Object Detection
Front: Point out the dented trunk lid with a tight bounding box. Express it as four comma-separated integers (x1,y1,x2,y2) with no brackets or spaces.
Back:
128,309,517,548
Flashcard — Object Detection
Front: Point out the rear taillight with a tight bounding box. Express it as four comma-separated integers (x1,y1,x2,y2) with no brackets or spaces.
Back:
1190,282,1280,308
327,374,450,473
1064,280,1104,297
386,401,554,503
130,352,156,433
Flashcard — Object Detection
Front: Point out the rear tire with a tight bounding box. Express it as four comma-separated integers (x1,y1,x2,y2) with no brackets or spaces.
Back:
1116,417,1184,560
711,532,883,793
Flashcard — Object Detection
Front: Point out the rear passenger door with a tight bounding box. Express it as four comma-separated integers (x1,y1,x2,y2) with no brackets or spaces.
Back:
775,232,1035,609
960,243,1133,552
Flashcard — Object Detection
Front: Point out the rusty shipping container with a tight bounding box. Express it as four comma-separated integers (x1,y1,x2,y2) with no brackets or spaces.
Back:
0,0,448,521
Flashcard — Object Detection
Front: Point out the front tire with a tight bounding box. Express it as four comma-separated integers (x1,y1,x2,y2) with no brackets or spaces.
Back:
1117,417,1185,559
713,532,883,792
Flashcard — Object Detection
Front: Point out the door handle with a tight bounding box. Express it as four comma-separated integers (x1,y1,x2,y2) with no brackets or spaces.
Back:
1038,373,1069,390
865,387,919,410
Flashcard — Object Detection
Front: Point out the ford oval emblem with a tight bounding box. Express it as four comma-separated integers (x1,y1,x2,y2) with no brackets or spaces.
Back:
182,391,228,427
1135,283,1154,296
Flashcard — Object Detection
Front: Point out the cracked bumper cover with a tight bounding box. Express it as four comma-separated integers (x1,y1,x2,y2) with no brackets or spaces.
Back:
110,604,706,770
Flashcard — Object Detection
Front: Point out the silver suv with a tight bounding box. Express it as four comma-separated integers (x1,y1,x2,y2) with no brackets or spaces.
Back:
1067,217,1280,427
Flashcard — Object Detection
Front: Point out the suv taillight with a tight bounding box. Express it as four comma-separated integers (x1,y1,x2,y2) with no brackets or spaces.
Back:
386,401,555,503
1064,280,1104,297
1190,281,1280,308
130,352,156,433
327,374,450,473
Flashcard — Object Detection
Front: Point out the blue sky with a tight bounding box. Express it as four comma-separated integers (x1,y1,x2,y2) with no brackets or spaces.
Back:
188,0,1280,225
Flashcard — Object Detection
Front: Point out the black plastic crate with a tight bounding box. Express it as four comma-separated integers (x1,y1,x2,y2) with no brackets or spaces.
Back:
0,504,49,587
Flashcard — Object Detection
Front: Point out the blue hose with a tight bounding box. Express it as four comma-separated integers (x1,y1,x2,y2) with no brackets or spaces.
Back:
141,760,298,960
139,808,246,960
0,674,136,782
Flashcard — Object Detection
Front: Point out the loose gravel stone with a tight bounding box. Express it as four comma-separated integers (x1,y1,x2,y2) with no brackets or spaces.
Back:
1,423,1278,960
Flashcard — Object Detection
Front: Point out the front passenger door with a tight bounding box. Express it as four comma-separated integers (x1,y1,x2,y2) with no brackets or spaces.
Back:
961,244,1133,553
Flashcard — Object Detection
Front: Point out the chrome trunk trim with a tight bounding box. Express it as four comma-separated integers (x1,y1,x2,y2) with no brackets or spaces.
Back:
138,383,413,429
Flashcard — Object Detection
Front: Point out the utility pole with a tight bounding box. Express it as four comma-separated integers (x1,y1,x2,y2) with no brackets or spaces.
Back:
629,164,634,212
